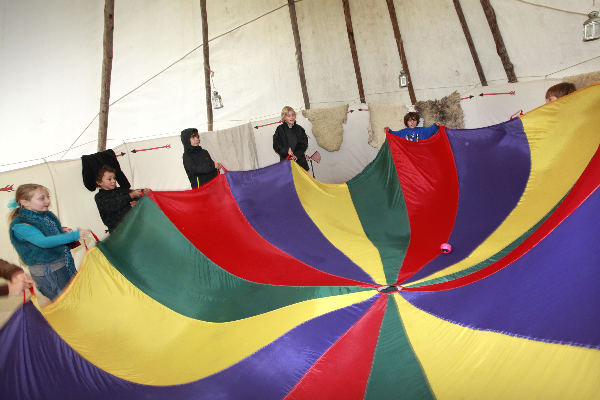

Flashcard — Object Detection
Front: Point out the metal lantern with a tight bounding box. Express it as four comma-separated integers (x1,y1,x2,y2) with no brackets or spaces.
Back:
583,11,600,41
399,71,409,88
210,70,224,109
212,90,223,109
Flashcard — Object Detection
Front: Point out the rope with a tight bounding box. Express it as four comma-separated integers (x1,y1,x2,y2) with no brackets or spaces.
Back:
0,139,98,168
108,2,295,109
545,55,600,78
514,0,588,16
83,231,99,251
510,109,524,120
43,158,61,220
58,114,100,160
38,2,303,163
23,286,34,305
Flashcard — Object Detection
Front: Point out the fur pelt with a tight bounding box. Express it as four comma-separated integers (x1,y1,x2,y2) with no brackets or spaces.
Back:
302,104,348,152
415,91,464,129
367,103,408,149
563,71,600,90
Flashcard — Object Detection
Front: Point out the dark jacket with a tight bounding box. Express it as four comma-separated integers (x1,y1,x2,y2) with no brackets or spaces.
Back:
95,187,132,232
273,122,309,171
181,128,218,188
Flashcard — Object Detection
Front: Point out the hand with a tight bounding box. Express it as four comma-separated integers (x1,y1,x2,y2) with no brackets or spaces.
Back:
78,228,92,239
8,271,34,296
130,189,144,199
62,227,73,233
287,148,297,161
214,162,223,170
435,122,441,126
20,273,35,289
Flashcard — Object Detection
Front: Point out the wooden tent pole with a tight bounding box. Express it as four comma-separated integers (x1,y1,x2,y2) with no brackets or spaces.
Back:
97,0,114,152
287,0,310,110
341,0,366,104
385,0,416,104
480,0,517,83
200,0,213,131
453,0,487,86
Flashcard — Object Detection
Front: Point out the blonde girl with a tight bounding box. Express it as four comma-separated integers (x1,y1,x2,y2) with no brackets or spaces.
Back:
272,106,310,171
8,184,90,300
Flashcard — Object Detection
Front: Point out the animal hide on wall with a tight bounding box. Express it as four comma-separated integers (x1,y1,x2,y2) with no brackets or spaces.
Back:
415,91,465,129
302,104,349,152
367,103,408,149
564,71,600,90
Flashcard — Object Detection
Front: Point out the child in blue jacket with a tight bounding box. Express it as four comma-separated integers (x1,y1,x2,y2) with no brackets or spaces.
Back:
8,184,91,300
387,112,440,142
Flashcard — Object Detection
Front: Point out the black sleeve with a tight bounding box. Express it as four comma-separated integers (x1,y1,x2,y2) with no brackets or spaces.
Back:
183,152,216,175
294,125,308,155
95,188,131,229
273,126,287,157
96,188,131,212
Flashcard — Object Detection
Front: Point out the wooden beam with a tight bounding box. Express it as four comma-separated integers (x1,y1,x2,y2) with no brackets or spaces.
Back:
480,0,517,83
341,0,365,103
287,0,310,109
385,0,416,104
453,0,487,86
200,0,213,131
97,0,114,152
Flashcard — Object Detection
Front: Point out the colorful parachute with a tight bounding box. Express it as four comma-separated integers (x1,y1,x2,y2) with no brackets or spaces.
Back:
1,84,599,399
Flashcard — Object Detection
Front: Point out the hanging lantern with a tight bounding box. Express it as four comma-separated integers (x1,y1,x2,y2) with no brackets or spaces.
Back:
212,91,223,109
210,70,224,109
399,71,409,88
583,11,600,41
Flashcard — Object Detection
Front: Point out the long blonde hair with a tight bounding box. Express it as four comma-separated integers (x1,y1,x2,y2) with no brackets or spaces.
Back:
9,184,49,221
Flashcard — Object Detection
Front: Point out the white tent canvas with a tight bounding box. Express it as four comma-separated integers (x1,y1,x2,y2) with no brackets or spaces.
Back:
1,0,599,170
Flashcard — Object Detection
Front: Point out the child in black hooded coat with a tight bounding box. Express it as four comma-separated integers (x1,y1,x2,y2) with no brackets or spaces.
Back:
181,128,223,188
273,106,309,171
